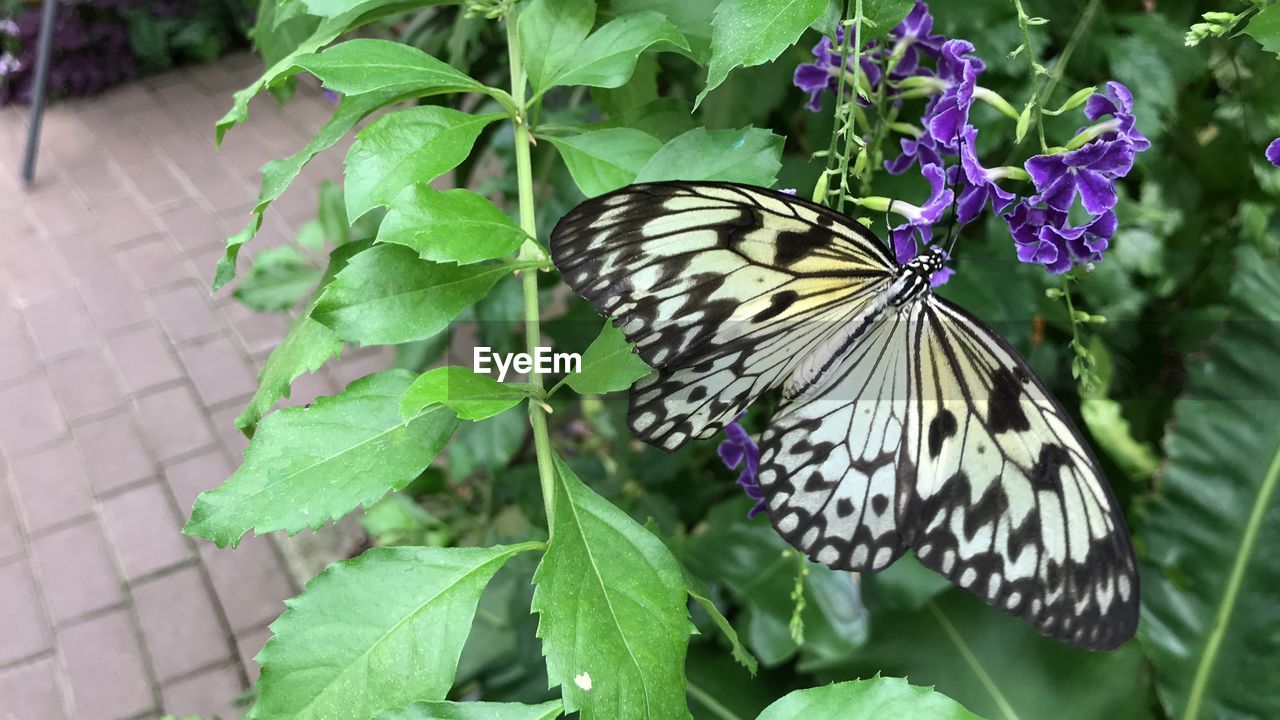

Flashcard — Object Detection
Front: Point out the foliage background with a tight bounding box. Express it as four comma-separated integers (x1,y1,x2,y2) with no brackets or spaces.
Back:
188,0,1280,718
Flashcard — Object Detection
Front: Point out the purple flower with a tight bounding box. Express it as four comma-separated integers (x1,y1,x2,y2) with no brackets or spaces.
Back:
1004,202,1117,274
719,420,765,518
1025,139,1135,215
955,128,1015,222
1267,138,1280,168
889,163,952,265
926,41,984,151
1083,81,1150,152
885,131,944,174
892,0,946,60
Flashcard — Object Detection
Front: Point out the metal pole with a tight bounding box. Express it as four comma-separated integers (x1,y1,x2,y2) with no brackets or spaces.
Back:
21,0,59,186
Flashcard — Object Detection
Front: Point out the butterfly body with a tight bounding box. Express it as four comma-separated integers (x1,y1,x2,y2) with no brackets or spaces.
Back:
550,181,1139,650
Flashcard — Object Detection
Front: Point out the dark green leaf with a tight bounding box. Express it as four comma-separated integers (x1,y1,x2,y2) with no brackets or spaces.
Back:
379,186,527,264
375,699,563,720
1244,4,1280,57
185,370,458,548
864,551,951,612
552,12,689,90
697,0,828,107
517,0,595,96
1138,248,1280,720
234,247,322,313
532,454,693,719
687,578,759,675
312,244,511,346
447,407,528,479
563,322,652,394
635,127,783,186
344,107,503,220
861,0,916,42
759,677,983,719
400,366,527,421
251,543,540,719
545,129,663,197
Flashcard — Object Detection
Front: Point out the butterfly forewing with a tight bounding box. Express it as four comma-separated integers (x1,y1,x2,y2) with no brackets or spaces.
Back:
551,182,896,449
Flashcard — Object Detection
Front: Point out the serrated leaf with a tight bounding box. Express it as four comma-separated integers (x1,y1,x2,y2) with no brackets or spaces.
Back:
686,576,759,675
544,129,664,197
635,127,783,186
378,186,527,264
401,366,527,421
1138,247,1280,720
312,244,512,346
1244,4,1280,57
294,38,487,96
696,0,828,107
551,12,689,90
216,0,429,141
250,543,540,720
234,247,322,313
517,0,595,96
344,107,503,220
236,241,368,435
563,321,652,394
532,455,693,719
374,700,563,720
759,677,983,719
185,370,458,548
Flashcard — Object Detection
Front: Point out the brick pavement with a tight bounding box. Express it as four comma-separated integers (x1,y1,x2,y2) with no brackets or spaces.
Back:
0,54,388,719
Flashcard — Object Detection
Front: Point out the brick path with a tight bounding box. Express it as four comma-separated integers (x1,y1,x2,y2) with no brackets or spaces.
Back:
0,54,386,719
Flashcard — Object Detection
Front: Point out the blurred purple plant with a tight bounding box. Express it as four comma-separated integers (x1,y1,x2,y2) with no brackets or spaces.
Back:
1268,138,1280,168
718,419,765,519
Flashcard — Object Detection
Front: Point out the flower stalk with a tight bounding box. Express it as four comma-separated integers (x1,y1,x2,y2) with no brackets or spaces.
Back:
506,7,558,533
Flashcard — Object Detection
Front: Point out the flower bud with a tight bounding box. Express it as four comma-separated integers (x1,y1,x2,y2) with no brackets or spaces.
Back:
1015,105,1033,143
974,87,1020,120
810,172,830,204
853,196,893,213
1054,86,1097,115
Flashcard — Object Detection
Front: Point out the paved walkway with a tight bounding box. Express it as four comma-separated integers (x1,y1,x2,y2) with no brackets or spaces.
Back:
1,54,385,719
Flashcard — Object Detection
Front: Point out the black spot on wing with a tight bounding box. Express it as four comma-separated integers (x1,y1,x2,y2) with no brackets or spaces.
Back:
927,409,958,458
752,290,800,323
774,226,831,267
1030,444,1072,489
988,367,1031,433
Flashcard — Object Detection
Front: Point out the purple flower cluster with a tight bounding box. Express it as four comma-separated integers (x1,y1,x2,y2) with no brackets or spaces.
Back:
718,419,765,518
1268,138,1280,168
1005,82,1149,273
793,3,1150,278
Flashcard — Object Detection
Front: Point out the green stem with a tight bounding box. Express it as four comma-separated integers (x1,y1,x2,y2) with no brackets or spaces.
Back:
1011,0,1048,152
927,601,1022,720
834,0,863,212
506,7,558,534
1040,0,1100,103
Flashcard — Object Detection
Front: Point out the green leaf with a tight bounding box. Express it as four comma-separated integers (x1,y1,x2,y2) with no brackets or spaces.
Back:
312,244,511,346
563,322,652,394
686,577,759,675
1138,248,1280,720
344,107,503,221
215,89,403,290
185,370,458,548
517,0,595,96
235,241,367,435
299,0,451,19
251,543,540,720
400,366,527,421
607,0,714,61
545,129,664,197
447,407,528,479
234,247,322,313
860,0,916,42
830,590,1150,720
1080,398,1160,482
375,700,563,720
696,0,829,107
635,127,783,186
759,677,983,719
865,551,951,612
294,38,488,96
1244,4,1280,57
552,12,689,90
216,0,430,141
532,454,693,719
378,187,527,264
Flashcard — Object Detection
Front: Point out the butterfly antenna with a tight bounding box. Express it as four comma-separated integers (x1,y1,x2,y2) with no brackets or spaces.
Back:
941,128,966,258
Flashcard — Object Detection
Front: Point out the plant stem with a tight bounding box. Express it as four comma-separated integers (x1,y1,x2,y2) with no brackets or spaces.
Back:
1041,0,1100,103
832,0,862,212
1011,0,1049,152
506,7,558,534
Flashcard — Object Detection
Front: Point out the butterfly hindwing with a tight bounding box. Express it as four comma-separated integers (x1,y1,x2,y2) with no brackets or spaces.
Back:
551,182,896,449
904,297,1138,650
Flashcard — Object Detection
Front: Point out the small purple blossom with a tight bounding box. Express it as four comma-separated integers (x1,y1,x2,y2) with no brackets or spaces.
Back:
1025,139,1135,215
889,163,953,273
1267,138,1280,168
1004,202,1117,274
718,420,765,518
1083,81,1150,152
955,130,1015,222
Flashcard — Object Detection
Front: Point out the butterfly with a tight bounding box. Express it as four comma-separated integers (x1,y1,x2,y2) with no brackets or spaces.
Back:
549,181,1139,651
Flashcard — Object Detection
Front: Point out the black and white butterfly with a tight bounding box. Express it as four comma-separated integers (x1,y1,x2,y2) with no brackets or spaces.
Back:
550,181,1139,651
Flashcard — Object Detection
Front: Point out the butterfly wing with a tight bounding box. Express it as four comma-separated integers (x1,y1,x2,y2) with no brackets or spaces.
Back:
551,182,896,450
758,297,1139,650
